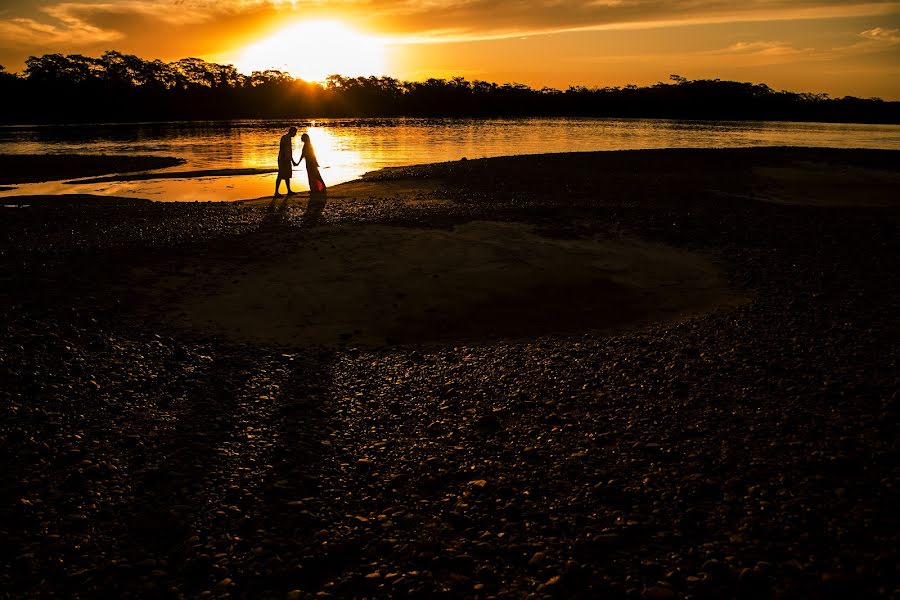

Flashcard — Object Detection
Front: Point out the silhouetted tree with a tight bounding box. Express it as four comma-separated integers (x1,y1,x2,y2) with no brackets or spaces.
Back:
1,53,897,124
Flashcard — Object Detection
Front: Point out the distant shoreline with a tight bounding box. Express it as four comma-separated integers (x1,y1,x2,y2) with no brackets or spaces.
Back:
3,114,900,128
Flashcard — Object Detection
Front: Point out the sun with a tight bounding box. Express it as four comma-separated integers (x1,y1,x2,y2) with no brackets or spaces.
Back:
234,20,386,82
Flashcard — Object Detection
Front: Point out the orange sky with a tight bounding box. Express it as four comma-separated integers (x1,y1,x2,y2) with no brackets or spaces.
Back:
1,0,898,99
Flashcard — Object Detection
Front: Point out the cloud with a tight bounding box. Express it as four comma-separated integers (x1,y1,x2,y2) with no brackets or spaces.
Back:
715,41,814,60
690,39,841,67
0,0,216,49
660,28,899,69
43,2,214,28
2,0,897,50
859,26,900,44
0,0,897,77
0,13,121,47
569,38,825,70
359,0,900,43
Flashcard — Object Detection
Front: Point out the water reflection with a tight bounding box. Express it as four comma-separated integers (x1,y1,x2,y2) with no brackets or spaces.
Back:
1,118,898,201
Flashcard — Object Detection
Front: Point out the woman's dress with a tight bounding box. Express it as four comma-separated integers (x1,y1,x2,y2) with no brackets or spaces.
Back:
302,143,326,193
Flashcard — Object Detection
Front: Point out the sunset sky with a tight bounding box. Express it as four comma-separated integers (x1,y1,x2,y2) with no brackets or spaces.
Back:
1,0,898,99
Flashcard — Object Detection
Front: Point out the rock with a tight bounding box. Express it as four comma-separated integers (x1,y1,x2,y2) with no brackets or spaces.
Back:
475,413,502,433
537,575,561,591
214,578,233,591
528,552,546,567
591,533,623,547
642,586,677,599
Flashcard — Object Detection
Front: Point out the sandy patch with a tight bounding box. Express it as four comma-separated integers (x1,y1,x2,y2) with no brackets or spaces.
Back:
129,221,743,347
329,178,447,201
753,162,900,207
239,177,447,206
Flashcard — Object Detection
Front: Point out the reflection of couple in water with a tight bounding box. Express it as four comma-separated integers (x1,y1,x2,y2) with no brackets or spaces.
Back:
274,127,327,197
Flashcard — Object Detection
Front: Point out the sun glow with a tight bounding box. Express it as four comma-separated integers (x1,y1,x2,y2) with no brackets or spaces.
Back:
234,20,386,82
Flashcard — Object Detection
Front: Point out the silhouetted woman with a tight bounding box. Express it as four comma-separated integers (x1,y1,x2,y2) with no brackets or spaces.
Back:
298,132,326,194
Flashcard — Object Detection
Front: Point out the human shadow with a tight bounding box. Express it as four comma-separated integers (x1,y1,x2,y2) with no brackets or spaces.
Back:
263,192,326,227
96,343,338,596
45,219,343,595
263,194,294,225
266,195,291,212
302,192,327,226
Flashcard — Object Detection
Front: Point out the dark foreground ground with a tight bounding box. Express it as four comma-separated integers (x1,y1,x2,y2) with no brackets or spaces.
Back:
1,147,898,599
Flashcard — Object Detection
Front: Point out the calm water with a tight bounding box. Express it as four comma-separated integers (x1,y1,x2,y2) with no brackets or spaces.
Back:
2,117,899,201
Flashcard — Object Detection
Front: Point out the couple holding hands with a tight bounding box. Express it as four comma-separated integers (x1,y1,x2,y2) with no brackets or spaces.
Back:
275,127,327,197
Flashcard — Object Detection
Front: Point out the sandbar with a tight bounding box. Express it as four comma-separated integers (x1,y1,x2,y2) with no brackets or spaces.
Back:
0,154,184,184
71,167,276,184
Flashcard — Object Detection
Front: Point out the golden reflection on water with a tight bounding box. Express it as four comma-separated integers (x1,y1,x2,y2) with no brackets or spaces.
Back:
0,118,898,202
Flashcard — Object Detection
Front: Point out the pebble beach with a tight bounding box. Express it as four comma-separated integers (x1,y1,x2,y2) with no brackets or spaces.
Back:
1,147,897,598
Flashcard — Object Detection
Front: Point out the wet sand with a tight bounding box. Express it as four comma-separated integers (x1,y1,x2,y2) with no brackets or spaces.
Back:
71,167,276,184
751,162,900,207
0,154,183,184
129,221,742,347
1,147,898,599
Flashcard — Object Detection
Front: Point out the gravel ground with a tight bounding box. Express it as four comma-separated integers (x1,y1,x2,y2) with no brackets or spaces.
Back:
1,148,897,599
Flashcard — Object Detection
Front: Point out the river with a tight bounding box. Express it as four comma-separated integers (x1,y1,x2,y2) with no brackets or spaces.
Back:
1,117,899,201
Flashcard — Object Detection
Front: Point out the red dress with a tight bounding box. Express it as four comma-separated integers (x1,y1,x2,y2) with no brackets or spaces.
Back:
302,143,326,193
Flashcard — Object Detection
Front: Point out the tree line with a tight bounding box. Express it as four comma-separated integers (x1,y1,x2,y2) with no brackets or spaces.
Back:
1,51,897,124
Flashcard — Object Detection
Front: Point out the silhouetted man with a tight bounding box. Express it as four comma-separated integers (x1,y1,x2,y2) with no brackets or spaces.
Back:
275,127,299,197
